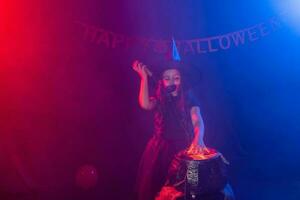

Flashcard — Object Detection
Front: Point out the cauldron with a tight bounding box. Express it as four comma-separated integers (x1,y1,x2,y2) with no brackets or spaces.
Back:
184,151,228,199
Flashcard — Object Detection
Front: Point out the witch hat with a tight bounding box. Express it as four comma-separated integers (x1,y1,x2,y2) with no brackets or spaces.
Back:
172,37,181,62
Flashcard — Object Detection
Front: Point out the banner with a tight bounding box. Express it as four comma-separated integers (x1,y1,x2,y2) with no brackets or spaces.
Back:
75,16,283,55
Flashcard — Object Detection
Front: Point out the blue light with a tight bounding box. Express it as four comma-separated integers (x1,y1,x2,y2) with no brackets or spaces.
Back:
273,0,300,34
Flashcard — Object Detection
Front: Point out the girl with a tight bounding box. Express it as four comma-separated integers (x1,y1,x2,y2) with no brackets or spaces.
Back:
133,60,207,200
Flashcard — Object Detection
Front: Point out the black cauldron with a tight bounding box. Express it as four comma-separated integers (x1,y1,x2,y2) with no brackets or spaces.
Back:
184,153,228,199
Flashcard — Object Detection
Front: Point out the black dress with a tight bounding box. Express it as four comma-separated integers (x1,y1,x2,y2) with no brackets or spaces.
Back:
136,93,200,200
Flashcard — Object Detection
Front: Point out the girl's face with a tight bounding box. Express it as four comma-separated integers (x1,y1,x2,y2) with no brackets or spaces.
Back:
162,69,181,96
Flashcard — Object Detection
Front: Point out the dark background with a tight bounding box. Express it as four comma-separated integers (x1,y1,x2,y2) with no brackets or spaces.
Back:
1,0,300,199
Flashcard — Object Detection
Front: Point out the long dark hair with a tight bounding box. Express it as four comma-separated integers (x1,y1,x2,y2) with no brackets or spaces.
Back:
155,79,185,112
154,68,193,142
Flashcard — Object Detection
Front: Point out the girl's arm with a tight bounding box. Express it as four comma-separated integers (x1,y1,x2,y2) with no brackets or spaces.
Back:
138,76,156,110
132,60,156,110
187,106,207,154
190,106,205,146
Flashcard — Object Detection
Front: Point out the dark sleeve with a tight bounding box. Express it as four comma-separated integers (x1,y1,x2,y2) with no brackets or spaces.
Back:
185,90,201,109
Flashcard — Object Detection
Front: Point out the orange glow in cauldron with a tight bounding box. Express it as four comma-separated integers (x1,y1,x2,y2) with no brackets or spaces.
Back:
186,148,218,160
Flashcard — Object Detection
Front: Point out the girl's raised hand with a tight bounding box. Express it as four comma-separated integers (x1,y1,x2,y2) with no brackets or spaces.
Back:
132,60,152,79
